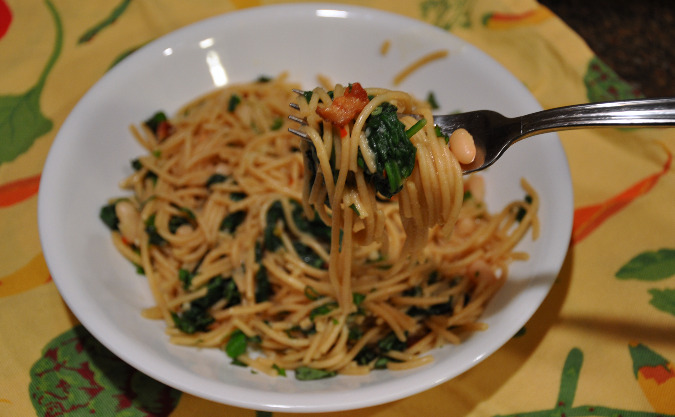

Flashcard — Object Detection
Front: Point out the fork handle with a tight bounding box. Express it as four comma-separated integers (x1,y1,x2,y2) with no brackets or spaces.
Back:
520,97,675,137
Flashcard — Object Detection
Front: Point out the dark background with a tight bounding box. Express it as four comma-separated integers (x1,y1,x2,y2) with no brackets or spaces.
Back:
540,0,674,98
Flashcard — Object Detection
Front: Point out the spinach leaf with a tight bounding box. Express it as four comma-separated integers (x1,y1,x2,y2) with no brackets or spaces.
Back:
435,125,449,144
352,292,366,306
293,241,325,269
144,213,167,246
405,119,427,138
294,366,337,381
272,364,287,377
144,111,168,135
270,117,283,131
377,331,407,352
220,210,247,234
225,329,248,359
99,202,119,231
168,215,191,234
255,265,272,303
309,302,338,321
206,173,229,188
171,309,214,334
171,276,241,334
290,200,331,241
228,94,241,112
426,91,440,109
130,158,158,184
264,201,285,251
354,331,407,368
178,268,194,290
515,194,533,222
301,90,334,103
363,103,417,197
304,286,322,300
406,296,454,317
230,192,247,201
354,346,378,365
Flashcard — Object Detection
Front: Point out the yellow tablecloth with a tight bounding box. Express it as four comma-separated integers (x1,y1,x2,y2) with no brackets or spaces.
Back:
1,0,674,416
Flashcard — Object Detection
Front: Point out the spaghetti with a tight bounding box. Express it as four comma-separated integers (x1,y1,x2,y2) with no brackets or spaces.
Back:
100,74,538,379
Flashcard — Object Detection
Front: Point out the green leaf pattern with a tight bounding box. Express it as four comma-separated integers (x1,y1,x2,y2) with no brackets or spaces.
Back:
0,0,60,165
616,248,675,318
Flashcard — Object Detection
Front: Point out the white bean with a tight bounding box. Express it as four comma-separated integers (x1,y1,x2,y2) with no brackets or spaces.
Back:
465,175,485,202
115,200,141,244
468,259,497,287
449,128,476,165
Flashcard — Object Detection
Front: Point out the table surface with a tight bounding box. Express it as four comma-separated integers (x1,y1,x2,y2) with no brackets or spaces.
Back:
1,1,674,416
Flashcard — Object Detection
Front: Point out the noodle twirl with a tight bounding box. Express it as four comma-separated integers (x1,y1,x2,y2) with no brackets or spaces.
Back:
100,75,538,378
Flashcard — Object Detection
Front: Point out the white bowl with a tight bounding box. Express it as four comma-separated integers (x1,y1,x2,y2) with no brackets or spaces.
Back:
38,3,573,412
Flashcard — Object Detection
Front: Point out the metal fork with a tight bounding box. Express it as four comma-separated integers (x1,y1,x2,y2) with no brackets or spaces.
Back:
289,96,675,174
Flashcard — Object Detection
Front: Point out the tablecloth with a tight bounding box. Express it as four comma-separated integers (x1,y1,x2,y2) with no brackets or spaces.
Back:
1,0,674,416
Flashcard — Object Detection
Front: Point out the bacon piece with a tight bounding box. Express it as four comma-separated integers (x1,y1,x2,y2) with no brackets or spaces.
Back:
155,120,174,141
316,82,369,126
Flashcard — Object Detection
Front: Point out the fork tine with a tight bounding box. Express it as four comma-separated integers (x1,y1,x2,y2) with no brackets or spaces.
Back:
288,127,310,140
290,88,306,111
288,114,306,125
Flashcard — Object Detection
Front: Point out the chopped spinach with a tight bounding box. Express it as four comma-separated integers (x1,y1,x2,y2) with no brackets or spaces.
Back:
352,292,366,306
228,94,241,112
515,194,533,222
427,91,440,109
144,213,167,246
354,346,378,365
131,158,143,171
168,215,191,234
131,158,158,183
272,363,287,377
405,119,427,139
463,190,473,201
309,301,338,321
348,326,363,341
171,276,241,334
144,111,168,134
178,268,194,290
230,192,247,201
294,366,337,381
285,324,316,339
270,117,283,131
206,173,229,188
225,329,248,360
363,103,417,198
255,265,272,303
304,286,322,300
170,309,214,334
406,297,454,317
293,241,325,269
435,125,449,144
377,331,407,352
220,210,247,234
374,357,394,369
264,201,285,252
301,90,334,103
290,200,331,241
99,202,120,231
